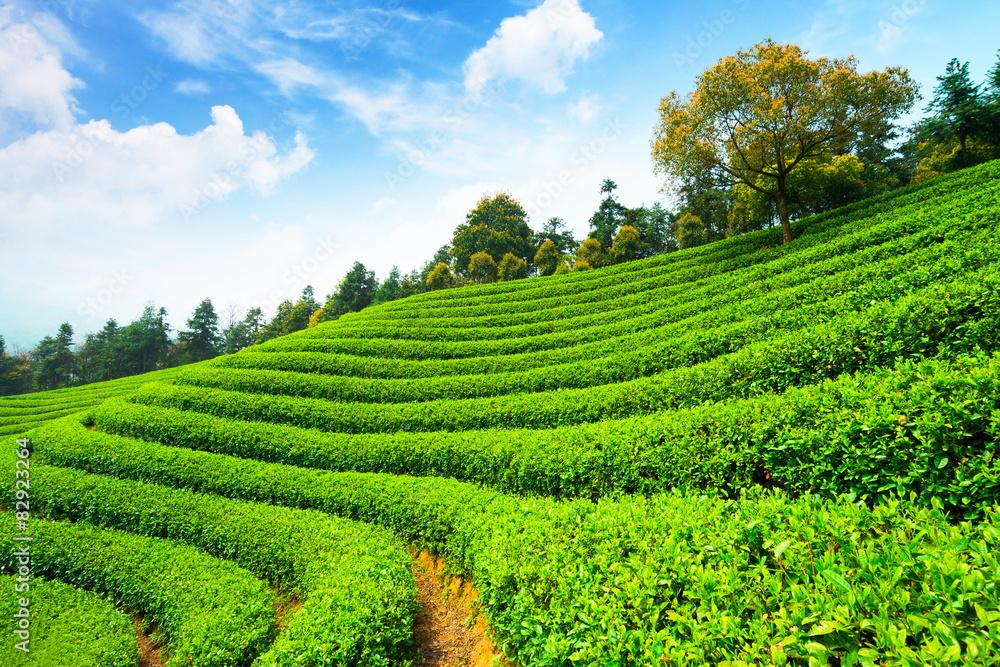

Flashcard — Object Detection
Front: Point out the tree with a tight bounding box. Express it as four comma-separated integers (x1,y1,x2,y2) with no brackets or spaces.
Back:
468,251,499,284
416,246,452,291
120,305,172,374
677,212,706,250
33,322,75,390
652,39,918,244
76,319,127,383
451,192,534,276
178,298,220,363
534,217,578,255
299,285,319,313
922,59,983,167
373,266,404,305
534,240,561,277
328,264,377,316
630,202,677,256
497,253,529,281
675,171,733,243
221,306,261,355
0,335,30,396
587,179,627,249
426,262,455,291
609,225,642,264
258,297,313,342
258,301,293,343
731,153,871,227
576,237,606,269
987,51,1000,144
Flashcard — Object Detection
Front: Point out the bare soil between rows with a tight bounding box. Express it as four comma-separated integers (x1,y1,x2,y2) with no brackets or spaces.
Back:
410,551,502,667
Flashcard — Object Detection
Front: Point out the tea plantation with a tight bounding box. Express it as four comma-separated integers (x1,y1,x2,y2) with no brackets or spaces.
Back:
2,160,1000,665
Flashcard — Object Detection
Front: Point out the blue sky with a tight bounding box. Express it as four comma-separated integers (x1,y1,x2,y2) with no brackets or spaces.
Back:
1,0,998,348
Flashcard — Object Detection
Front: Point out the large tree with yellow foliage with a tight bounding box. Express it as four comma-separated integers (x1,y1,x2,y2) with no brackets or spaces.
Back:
651,39,918,244
451,192,534,277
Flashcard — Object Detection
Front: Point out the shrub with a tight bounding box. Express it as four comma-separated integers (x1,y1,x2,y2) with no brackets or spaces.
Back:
534,240,560,276
609,224,641,263
576,237,606,268
425,262,455,291
497,252,529,281
468,251,498,284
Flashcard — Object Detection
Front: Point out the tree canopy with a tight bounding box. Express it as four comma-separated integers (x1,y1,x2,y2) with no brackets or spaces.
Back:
178,298,220,363
652,39,919,244
451,192,534,275
587,179,627,249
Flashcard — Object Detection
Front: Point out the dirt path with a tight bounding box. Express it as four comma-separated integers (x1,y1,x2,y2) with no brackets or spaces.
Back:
410,552,501,667
134,615,166,667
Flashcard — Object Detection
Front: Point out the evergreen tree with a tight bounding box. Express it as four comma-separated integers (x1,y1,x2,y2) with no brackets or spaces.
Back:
587,179,627,249
373,266,404,305
77,319,126,383
534,217,578,255
326,262,377,315
0,335,30,396
121,305,172,374
179,298,220,363
33,322,75,390
922,58,984,166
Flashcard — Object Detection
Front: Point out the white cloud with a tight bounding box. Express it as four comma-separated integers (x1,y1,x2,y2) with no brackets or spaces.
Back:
463,0,603,95
568,93,600,122
0,105,313,237
175,79,211,95
0,7,83,130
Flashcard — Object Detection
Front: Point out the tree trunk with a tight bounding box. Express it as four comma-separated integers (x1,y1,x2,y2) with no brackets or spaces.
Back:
777,193,792,244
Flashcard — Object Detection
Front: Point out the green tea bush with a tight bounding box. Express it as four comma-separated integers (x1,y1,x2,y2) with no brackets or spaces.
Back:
0,575,137,667
25,417,1000,666
0,514,274,667
1,444,416,667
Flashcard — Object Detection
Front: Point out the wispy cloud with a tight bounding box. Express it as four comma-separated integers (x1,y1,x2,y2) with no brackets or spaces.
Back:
175,79,211,95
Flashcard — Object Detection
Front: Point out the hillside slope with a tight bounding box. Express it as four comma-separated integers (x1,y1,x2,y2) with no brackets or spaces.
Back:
3,160,1000,666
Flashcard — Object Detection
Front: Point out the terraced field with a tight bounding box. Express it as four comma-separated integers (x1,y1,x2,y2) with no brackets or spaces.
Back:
3,160,1000,665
